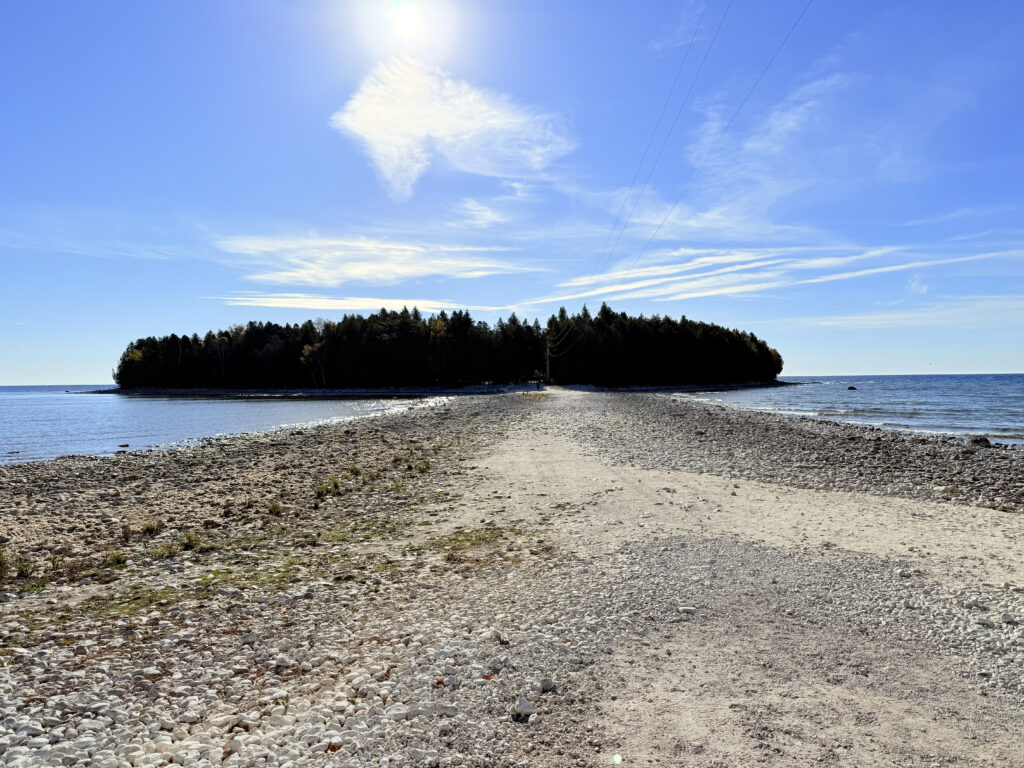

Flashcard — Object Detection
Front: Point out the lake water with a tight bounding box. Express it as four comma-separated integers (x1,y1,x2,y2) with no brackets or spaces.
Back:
679,374,1024,444
0,386,438,465
3,375,1022,464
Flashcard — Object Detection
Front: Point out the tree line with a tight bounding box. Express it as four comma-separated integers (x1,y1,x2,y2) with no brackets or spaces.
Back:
113,304,783,389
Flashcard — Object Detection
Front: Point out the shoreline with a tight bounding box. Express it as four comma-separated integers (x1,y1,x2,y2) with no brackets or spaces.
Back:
669,391,1024,447
83,380,791,398
81,383,538,398
2,389,1023,766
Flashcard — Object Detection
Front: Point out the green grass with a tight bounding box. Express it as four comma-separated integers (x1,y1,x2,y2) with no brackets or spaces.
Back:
314,475,343,505
13,555,37,579
420,526,521,567
104,549,129,568
431,527,515,552
147,540,181,559
80,584,183,619
145,532,213,560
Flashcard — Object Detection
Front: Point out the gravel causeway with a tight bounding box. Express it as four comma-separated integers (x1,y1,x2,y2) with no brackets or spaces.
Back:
2,388,1023,767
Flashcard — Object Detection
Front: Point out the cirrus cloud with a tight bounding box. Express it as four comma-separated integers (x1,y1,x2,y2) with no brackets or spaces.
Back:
217,234,537,287
213,292,500,314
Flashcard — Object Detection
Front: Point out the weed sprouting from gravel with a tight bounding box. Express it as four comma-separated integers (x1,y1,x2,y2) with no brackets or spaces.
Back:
267,500,285,517
314,475,343,506
148,541,181,559
141,520,165,537
13,554,37,579
104,549,129,568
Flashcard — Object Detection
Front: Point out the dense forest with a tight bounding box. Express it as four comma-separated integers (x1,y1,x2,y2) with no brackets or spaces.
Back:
113,304,783,389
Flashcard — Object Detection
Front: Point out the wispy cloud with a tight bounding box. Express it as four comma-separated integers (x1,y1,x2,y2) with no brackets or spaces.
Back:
214,292,500,314
766,295,1024,329
0,227,183,261
904,204,1018,227
216,234,537,287
332,56,576,200
456,198,509,228
521,248,1022,306
650,0,710,52
907,274,929,295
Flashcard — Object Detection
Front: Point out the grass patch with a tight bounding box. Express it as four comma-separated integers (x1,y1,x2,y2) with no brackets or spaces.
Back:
519,391,548,401
141,520,165,537
314,475,343,506
431,527,515,552
146,532,214,560
104,549,129,569
200,563,300,591
148,540,180,559
267,500,285,517
13,555,37,580
81,584,183,619
421,526,521,567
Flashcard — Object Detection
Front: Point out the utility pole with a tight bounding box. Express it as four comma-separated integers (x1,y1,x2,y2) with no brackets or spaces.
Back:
545,335,551,384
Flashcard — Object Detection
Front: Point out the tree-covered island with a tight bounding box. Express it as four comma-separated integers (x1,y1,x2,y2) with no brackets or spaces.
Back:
113,304,783,389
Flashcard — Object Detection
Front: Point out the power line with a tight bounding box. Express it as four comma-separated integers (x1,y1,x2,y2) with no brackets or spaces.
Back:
593,0,713,272
626,0,816,273
600,0,735,272
548,1,814,377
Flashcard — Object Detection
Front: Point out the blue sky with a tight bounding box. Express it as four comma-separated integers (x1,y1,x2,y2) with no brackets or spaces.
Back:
2,0,1023,383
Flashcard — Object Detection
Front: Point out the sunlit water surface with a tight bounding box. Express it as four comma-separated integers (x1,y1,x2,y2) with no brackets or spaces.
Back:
0,386,438,464
673,374,1024,445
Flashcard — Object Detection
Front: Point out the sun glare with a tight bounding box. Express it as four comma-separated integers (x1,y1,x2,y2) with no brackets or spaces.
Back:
352,0,461,63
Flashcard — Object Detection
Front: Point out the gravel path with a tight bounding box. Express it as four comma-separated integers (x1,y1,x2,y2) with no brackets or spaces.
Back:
2,388,1023,767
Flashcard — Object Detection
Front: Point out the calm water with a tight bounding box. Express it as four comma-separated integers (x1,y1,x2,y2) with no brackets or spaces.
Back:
679,374,1024,444
3,376,1022,464
0,386,438,465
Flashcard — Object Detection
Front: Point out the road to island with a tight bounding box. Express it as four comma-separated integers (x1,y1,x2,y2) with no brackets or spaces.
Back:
2,388,1023,767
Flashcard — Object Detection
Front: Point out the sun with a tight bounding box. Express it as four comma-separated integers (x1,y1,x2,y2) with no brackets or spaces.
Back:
351,0,461,64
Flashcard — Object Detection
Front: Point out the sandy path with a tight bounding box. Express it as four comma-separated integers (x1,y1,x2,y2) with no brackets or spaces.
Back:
462,388,1024,766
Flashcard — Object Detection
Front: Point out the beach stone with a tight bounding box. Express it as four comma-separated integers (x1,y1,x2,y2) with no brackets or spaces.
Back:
510,698,534,723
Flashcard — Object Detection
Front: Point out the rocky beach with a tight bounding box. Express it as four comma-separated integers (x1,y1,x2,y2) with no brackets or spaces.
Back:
2,388,1024,767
